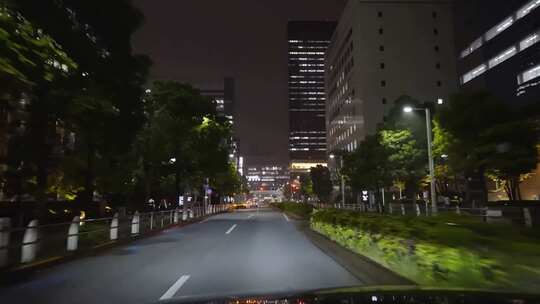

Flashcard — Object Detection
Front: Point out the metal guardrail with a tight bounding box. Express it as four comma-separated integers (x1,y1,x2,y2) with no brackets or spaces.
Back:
311,202,534,227
0,204,230,269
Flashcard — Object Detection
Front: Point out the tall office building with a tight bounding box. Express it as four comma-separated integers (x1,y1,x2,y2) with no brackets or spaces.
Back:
288,21,336,172
455,0,540,105
325,0,457,159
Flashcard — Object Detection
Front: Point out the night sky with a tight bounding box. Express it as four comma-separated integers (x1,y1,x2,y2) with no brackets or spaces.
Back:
132,0,346,166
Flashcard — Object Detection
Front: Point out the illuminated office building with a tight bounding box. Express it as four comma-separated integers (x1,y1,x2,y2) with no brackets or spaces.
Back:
288,21,336,171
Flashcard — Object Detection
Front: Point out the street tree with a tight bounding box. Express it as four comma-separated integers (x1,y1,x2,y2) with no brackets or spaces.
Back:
299,173,314,201
379,129,425,201
343,134,392,202
436,91,527,202
309,165,333,203
479,120,538,200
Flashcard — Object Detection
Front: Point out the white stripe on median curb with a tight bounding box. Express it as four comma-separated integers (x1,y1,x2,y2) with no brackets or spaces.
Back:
225,224,237,234
159,275,190,300
283,214,290,222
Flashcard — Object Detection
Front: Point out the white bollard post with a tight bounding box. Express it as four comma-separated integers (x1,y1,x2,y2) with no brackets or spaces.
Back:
160,213,164,227
190,208,194,219
401,204,406,215
182,209,187,221
21,220,39,263
416,204,421,216
174,210,179,223
131,212,140,236
388,203,393,215
149,212,154,230
110,213,119,240
67,216,80,251
456,205,461,215
0,218,11,267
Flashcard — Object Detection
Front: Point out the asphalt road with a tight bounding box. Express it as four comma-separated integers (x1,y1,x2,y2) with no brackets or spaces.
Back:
0,209,361,304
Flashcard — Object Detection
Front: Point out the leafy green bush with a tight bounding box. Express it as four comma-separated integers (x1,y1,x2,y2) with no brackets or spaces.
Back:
273,202,313,219
311,209,540,291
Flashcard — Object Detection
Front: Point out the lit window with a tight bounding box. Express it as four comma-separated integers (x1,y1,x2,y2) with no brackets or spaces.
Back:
462,64,487,84
517,0,540,19
488,46,517,68
485,16,514,41
519,31,540,51
461,1,539,59
518,64,540,84
461,37,483,58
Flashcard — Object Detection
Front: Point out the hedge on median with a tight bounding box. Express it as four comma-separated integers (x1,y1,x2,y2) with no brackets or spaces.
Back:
311,209,540,291
272,202,313,219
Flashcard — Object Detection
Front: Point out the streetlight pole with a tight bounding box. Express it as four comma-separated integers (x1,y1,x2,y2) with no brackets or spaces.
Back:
424,108,438,215
404,106,438,215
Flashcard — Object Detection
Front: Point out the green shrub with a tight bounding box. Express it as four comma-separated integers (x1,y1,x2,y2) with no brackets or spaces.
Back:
311,209,540,291
273,202,313,219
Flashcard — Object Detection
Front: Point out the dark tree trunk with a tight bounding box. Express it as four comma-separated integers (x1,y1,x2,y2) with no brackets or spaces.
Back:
84,135,95,205
478,168,488,205
31,88,50,220
143,162,151,203
174,170,180,202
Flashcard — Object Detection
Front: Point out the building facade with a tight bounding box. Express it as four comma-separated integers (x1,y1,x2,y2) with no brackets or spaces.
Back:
288,21,336,170
325,0,457,159
455,0,540,105
246,165,290,191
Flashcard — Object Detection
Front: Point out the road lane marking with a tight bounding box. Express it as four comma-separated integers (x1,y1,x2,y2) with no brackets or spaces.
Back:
199,218,209,224
283,214,290,222
225,224,237,234
160,275,190,300
247,214,254,219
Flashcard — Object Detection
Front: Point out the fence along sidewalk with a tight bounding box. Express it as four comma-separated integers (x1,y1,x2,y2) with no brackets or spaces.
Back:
0,204,229,269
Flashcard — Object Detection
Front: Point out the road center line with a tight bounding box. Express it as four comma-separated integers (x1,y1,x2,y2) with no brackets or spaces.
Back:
159,275,190,300
283,214,290,222
225,224,237,234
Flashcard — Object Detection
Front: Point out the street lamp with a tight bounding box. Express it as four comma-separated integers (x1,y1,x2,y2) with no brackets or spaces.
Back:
330,153,345,207
402,105,438,215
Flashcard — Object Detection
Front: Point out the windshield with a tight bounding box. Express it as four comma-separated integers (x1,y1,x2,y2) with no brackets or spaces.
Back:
1,0,540,303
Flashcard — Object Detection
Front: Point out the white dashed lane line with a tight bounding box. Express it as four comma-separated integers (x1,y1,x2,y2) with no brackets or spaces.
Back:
159,275,190,300
225,224,237,234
